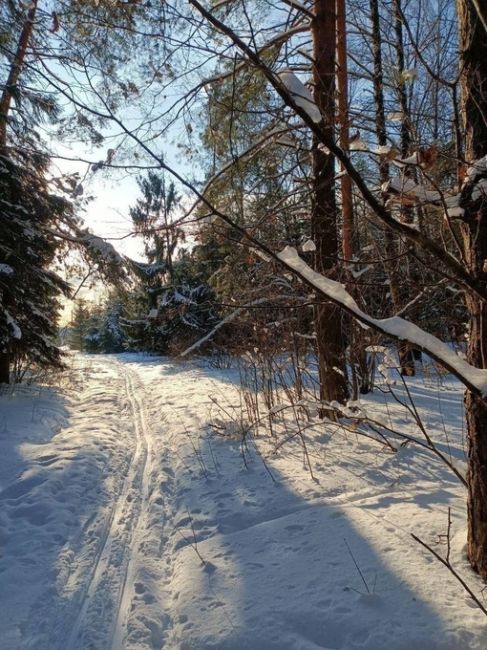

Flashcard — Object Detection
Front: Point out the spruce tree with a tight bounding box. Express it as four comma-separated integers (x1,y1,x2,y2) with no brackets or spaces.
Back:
0,150,71,381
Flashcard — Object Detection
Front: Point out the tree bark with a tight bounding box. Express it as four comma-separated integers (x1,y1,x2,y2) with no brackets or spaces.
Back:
457,0,487,580
391,0,418,376
336,0,370,395
0,353,10,384
0,0,38,146
370,0,413,376
312,0,348,404
336,0,353,264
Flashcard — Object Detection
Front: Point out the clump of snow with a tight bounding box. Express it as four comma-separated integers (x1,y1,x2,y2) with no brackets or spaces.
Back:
383,176,442,203
0,263,14,275
374,145,393,155
278,70,322,124
392,151,420,166
465,155,487,185
349,138,368,151
5,310,21,339
318,142,331,154
402,68,417,82
301,239,316,252
471,178,487,201
388,111,404,122
445,194,464,218
81,232,124,265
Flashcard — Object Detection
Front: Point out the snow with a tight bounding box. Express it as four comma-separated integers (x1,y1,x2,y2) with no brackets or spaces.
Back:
349,139,368,151
471,177,487,201
388,111,404,122
277,246,487,396
6,310,22,339
465,154,487,185
374,145,393,155
1,353,487,649
81,232,125,265
0,263,14,275
392,151,420,166
301,239,316,252
278,70,322,124
383,176,442,203
445,194,464,218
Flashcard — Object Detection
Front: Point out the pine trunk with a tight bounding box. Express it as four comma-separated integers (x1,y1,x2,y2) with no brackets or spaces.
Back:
336,0,370,396
0,353,10,384
0,0,38,145
392,0,418,376
312,0,348,404
336,0,353,264
457,0,487,579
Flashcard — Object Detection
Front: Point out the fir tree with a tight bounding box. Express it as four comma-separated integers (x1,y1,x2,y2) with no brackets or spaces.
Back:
68,299,91,351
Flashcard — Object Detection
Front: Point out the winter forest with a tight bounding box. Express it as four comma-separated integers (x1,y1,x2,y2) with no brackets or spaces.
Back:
1,0,487,648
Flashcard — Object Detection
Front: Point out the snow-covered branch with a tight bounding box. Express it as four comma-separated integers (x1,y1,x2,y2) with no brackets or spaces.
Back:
277,246,487,397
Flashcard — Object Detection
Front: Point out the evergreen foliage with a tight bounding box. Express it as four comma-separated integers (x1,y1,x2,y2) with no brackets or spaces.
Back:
0,150,71,379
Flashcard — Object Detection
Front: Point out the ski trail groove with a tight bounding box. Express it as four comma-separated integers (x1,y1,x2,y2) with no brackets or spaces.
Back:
65,362,152,650
110,366,153,649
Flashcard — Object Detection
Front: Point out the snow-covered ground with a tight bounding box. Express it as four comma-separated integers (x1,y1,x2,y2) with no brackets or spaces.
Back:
0,353,486,649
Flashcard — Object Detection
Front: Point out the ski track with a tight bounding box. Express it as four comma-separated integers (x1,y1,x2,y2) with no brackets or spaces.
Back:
65,360,152,650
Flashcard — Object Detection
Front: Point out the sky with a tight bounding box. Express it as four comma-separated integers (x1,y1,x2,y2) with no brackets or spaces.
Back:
52,137,196,324
52,145,147,323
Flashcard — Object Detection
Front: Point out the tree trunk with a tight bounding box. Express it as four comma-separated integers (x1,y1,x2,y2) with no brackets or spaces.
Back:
457,0,487,580
0,0,38,146
336,0,353,264
391,0,418,376
0,353,10,384
312,0,348,404
336,0,370,396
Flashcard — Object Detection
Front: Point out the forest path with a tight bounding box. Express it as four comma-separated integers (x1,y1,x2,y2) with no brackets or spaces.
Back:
1,353,485,650
0,354,165,650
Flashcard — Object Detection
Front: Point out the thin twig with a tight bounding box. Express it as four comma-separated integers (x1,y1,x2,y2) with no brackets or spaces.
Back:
411,533,487,617
344,537,370,594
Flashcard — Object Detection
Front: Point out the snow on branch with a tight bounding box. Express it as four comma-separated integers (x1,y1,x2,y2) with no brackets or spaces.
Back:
278,71,322,124
277,246,487,397
382,155,487,218
5,310,21,340
382,176,442,204
80,232,125,266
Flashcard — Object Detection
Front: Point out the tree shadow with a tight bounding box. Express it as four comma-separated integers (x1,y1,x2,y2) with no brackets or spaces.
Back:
0,361,134,649
165,423,485,650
